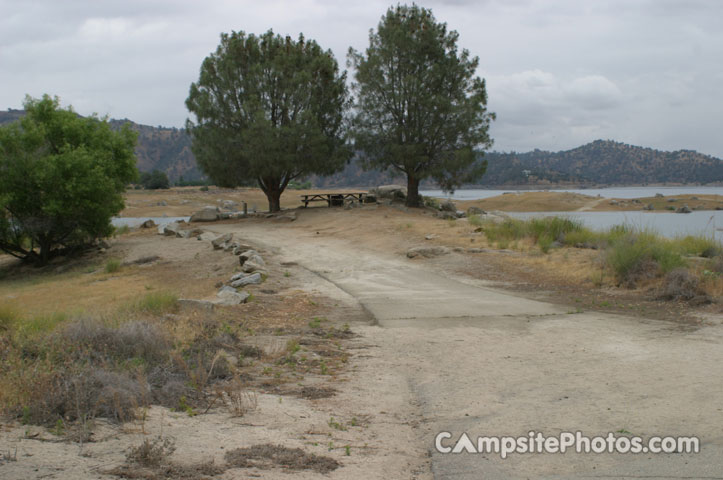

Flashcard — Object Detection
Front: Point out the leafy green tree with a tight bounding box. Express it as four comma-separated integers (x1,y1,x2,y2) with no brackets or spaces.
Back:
0,95,137,265
140,169,170,189
186,30,350,212
348,4,495,207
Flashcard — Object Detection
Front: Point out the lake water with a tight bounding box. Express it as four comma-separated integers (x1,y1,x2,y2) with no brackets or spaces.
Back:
506,211,723,242
112,216,190,228
421,186,723,240
421,186,723,200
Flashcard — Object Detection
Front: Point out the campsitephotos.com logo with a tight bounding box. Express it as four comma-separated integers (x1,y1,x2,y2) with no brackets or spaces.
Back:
435,431,700,459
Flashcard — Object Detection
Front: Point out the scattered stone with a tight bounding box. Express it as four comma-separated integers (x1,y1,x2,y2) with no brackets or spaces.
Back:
274,212,297,222
440,200,457,212
370,185,407,201
222,200,238,210
161,222,182,236
425,234,438,240
230,272,263,287
643,203,654,211
609,199,619,206
455,210,466,218
179,227,204,239
406,246,450,258
655,193,664,198
178,299,215,312
242,259,265,273
676,205,692,214
140,219,156,228
190,206,220,222
216,287,250,305
631,199,641,204
467,206,486,216
211,233,233,249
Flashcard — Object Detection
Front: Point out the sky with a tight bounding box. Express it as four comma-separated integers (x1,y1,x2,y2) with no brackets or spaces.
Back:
1,0,722,157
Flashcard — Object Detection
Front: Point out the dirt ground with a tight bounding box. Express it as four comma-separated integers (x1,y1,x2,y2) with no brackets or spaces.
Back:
1,192,722,479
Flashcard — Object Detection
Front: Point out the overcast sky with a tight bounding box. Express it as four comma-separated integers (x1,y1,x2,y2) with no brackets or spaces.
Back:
2,0,722,157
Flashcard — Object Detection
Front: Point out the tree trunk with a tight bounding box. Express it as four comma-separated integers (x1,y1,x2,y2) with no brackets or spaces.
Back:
266,186,282,213
406,174,422,208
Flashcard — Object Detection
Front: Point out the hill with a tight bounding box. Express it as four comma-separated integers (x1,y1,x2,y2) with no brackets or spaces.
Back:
2,110,721,186
0,110,202,181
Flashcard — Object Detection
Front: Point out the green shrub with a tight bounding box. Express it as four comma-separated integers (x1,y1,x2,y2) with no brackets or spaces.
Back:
0,305,19,332
467,214,483,227
606,232,686,287
538,233,554,253
105,258,122,273
673,235,722,257
131,292,178,315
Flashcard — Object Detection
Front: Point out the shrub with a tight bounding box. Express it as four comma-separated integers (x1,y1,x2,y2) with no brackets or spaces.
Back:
105,258,121,273
674,235,722,258
139,170,170,190
606,232,686,287
0,305,18,333
659,268,704,301
131,291,178,315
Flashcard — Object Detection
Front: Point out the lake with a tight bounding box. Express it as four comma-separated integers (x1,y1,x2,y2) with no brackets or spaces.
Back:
112,216,190,228
421,186,723,200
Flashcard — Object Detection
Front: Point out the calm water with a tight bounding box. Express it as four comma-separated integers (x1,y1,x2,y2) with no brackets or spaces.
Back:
112,216,190,228
421,186,723,200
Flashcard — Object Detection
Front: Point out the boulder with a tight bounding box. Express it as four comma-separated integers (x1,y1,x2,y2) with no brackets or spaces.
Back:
216,287,250,305
242,258,265,273
455,210,466,218
676,205,692,214
198,232,216,242
467,207,486,216
161,222,182,236
190,206,220,222
222,200,238,210
230,272,263,288
140,219,156,228
425,234,438,240
643,204,654,211
179,227,204,239
211,233,233,250
370,185,407,200
238,250,260,263
440,200,457,212
406,246,450,258
655,193,664,198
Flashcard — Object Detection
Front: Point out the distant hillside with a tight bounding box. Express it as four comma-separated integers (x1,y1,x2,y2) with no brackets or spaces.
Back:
2,109,721,186
0,110,202,182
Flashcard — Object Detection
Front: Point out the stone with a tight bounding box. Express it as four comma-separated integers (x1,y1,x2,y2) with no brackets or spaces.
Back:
215,287,250,305
406,246,450,258
455,210,466,218
609,199,619,205
643,204,654,211
676,205,692,214
179,227,204,239
190,206,220,222
178,299,215,312
242,259,265,273
161,222,182,236
370,185,407,200
222,200,237,210
211,233,233,249
425,234,438,240
238,250,260,263
157,200,168,206
230,272,263,287
655,193,664,198
467,207,486,216
198,232,216,242
440,200,457,212
140,219,156,228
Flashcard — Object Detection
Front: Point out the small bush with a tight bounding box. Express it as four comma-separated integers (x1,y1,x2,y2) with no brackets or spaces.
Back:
467,214,483,227
105,258,121,273
113,225,131,236
131,291,178,315
538,233,554,254
606,232,686,287
126,436,176,468
660,268,704,301
0,305,19,333
673,235,722,258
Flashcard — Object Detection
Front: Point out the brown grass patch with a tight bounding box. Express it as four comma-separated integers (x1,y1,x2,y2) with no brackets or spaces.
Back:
224,444,340,473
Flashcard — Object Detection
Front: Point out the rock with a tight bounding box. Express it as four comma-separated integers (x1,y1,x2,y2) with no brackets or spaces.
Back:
655,193,664,198
215,287,250,305
455,210,466,218
242,259,265,273
230,272,263,287
609,199,619,205
436,211,457,220
643,203,654,211
425,234,438,240
231,243,253,255
179,227,204,239
668,198,677,202
631,199,641,204
140,219,156,228
190,206,220,222
222,200,237,210
211,233,233,249
178,299,215,312
343,198,359,210
370,185,407,200
198,232,216,242
676,205,692,214
364,194,377,203
238,249,259,262
274,212,297,222
406,246,450,258
161,222,182,236
440,200,457,212
467,207,486,216
467,248,488,253
157,200,168,206
691,196,700,200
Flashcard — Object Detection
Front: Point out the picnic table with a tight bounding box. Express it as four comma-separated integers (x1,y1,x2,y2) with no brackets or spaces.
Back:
300,192,368,207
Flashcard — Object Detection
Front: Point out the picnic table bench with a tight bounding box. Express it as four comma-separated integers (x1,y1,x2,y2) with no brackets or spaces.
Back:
300,192,368,207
